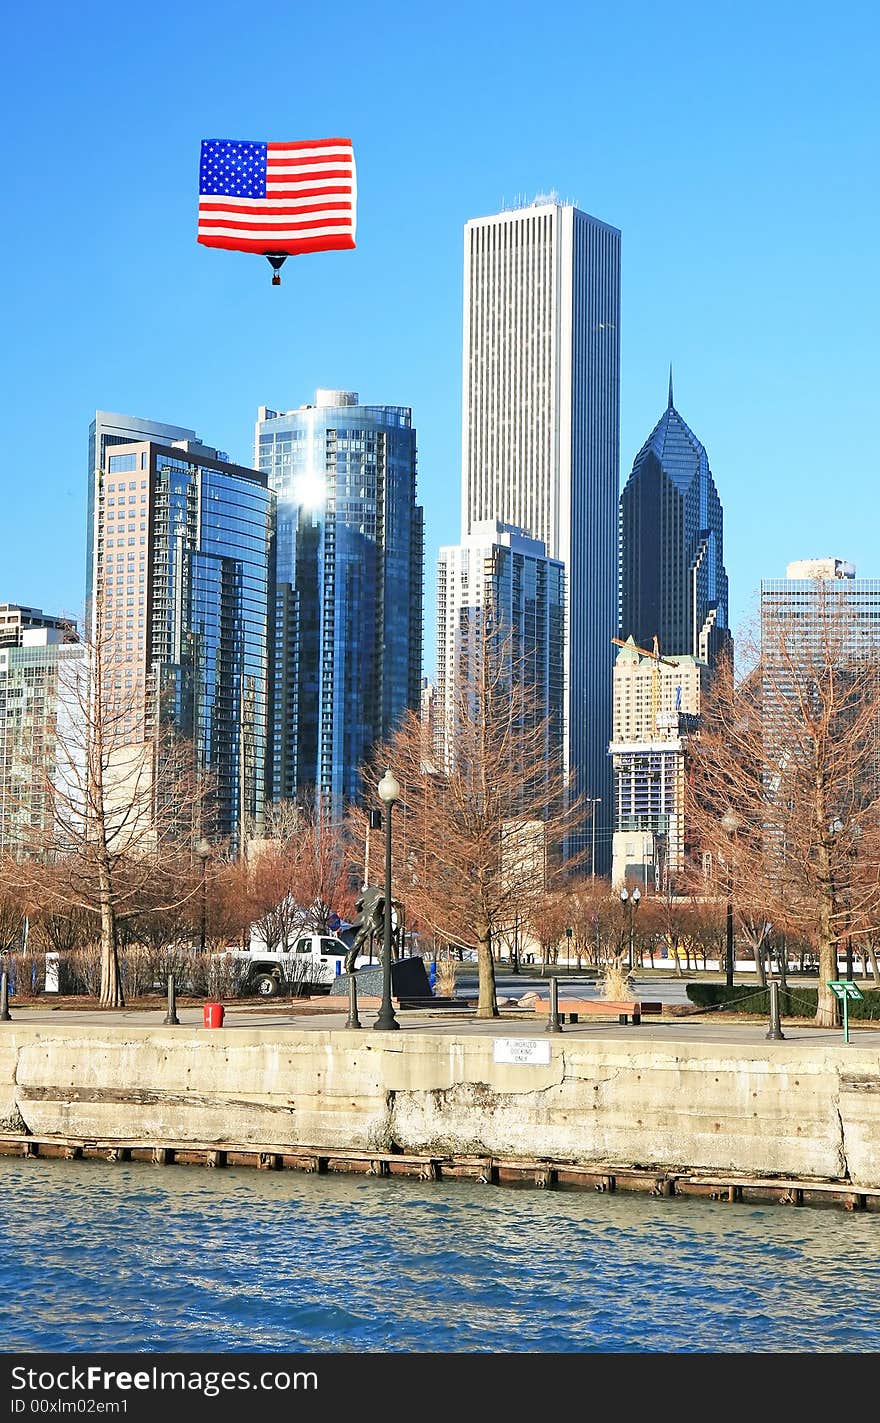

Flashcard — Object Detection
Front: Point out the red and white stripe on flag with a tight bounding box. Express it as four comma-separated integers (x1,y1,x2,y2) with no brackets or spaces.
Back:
197,137,356,255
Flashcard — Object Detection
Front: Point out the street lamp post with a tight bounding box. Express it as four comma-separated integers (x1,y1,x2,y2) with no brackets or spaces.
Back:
589,799,601,879
375,769,401,1032
195,839,212,952
619,886,641,971
720,809,741,988
364,807,381,888
830,817,860,983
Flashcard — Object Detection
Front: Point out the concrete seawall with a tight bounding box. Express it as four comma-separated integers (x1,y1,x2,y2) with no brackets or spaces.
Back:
2,1019,880,1193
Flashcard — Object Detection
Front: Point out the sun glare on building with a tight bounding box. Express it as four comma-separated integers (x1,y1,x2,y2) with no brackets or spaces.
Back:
293,469,327,510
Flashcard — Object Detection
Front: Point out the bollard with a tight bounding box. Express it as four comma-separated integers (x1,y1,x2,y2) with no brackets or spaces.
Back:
765,978,785,1041
545,974,563,1033
163,973,180,1026
0,970,11,1022
345,974,361,1030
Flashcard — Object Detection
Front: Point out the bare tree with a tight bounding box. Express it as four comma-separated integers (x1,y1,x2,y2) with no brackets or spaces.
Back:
528,890,571,969
241,799,361,952
0,860,27,953
27,899,98,956
561,877,618,969
688,590,880,1027
286,801,358,934
247,840,311,952
368,630,585,1018
8,608,211,1006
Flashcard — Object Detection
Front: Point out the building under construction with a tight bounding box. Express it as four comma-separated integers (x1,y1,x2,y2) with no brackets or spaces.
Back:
609,636,708,888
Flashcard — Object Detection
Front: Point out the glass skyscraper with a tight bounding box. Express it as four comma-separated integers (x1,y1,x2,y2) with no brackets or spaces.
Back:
618,376,730,667
255,390,423,819
91,435,271,847
460,200,621,871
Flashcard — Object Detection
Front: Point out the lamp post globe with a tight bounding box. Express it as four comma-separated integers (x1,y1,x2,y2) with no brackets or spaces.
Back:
375,769,401,1032
378,770,401,807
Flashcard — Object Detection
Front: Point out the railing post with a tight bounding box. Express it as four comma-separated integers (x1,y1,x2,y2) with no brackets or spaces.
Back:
765,978,785,1041
837,990,848,1047
346,973,361,1030
163,973,180,1026
0,970,11,1022
546,974,563,1033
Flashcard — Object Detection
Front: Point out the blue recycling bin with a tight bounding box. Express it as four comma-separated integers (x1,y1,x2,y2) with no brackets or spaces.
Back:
428,962,437,993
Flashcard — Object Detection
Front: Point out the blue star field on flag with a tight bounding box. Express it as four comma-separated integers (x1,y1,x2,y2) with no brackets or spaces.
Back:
199,140,267,198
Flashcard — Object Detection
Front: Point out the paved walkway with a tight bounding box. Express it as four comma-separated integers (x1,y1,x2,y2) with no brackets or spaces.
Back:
4,997,879,1049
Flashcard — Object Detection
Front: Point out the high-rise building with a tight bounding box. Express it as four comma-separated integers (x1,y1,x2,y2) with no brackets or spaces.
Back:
619,375,730,668
255,390,423,819
0,605,78,648
460,199,621,868
608,636,708,888
87,413,206,632
0,621,85,855
91,435,271,847
784,557,856,581
760,558,870,656
760,556,879,734
759,560,880,882
436,521,565,783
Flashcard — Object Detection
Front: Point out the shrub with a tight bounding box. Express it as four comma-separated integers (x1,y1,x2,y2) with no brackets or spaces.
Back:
685,983,880,1019
66,944,102,994
435,953,457,997
3,950,47,996
601,961,632,1000
200,953,252,1000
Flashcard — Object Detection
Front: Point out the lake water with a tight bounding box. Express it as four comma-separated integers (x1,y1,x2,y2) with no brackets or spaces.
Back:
2,1156,878,1354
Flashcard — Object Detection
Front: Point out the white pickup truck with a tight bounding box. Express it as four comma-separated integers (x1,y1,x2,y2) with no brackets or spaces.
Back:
219,933,375,998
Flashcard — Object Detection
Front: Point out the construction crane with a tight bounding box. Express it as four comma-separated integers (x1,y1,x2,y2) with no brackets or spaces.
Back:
611,635,679,734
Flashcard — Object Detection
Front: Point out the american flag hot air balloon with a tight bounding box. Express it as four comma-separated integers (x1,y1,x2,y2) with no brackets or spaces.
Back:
197,135,356,284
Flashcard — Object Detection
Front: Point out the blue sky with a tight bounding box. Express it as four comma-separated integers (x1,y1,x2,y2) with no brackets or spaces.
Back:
2,1,878,675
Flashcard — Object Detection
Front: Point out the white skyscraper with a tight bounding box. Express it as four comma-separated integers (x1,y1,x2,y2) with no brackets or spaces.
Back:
436,520,565,782
460,199,621,867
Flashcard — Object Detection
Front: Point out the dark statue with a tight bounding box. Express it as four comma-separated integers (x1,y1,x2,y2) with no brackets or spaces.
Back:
344,884,403,973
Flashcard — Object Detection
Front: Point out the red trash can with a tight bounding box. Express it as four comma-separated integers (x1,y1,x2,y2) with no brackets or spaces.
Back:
203,1002,225,1028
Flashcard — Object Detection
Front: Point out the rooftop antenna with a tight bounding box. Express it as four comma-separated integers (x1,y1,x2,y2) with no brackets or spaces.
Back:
668,363,674,410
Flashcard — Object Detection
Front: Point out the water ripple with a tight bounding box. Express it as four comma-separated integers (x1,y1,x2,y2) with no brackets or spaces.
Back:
2,1158,878,1352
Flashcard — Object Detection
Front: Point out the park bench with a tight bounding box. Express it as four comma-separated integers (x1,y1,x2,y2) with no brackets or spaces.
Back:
531,997,663,1026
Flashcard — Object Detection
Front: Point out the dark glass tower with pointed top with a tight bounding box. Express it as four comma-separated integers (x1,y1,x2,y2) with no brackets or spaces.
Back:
618,373,730,666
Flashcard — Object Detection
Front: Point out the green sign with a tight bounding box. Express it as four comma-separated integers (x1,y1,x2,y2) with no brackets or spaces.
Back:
827,980,863,1043
828,980,863,1001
